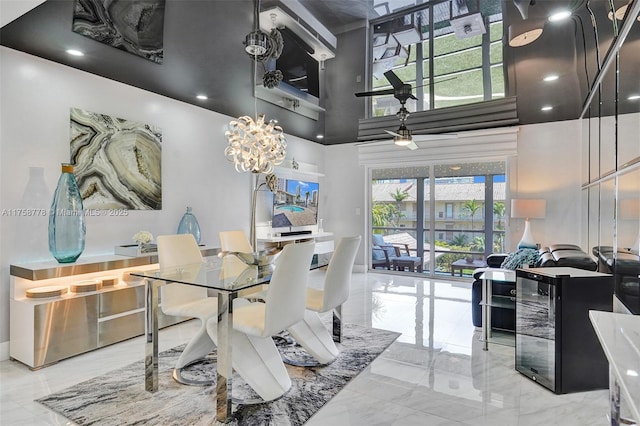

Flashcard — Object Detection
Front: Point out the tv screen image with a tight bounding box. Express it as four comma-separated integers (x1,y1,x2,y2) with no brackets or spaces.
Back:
272,179,319,227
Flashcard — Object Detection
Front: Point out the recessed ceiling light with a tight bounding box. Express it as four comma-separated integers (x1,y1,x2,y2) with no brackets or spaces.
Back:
548,10,572,22
450,165,462,171
541,106,553,111
316,134,324,139
196,94,208,100
628,94,640,100
66,49,84,56
543,75,559,82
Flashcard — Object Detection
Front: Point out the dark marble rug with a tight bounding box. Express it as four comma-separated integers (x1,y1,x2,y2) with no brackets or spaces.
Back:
37,324,400,425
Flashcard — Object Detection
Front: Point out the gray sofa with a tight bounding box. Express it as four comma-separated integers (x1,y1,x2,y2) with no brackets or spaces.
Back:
592,246,640,314
471,244,597,329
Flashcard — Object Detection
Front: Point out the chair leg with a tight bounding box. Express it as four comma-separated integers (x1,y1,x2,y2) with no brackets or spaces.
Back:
173,319,217,385
206,319,291,402
287,310,339,365
174,320,216,369
231,332,291,402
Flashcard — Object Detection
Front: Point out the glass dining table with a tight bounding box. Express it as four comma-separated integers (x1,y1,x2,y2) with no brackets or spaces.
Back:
131,257,273,424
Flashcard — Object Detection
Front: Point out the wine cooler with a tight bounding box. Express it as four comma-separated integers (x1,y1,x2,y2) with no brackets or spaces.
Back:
515,267,613,394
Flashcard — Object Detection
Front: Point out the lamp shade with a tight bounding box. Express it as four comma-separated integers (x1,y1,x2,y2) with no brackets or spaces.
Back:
508,21,544,47
511,199,546,219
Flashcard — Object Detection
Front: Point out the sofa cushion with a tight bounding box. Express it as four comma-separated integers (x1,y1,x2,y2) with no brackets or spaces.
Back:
549,243,582,252
486,253,507,268
539,252,557,267
552,249,597,271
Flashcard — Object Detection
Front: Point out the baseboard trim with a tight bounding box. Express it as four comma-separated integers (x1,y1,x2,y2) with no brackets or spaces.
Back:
353,264,366,273
0,341,9,361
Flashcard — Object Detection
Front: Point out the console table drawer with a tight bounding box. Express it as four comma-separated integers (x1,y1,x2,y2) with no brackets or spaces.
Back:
34,296,98,367
98,311,145,347
99,286,144,317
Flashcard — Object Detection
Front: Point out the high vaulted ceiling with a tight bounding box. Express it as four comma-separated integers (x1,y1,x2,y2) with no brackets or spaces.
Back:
1,0,638,145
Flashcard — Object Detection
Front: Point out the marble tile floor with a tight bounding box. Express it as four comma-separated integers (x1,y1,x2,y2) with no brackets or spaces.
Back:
1,271,610,425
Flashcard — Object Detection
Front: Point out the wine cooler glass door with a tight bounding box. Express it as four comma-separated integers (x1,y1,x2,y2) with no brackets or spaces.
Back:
515,276,557,391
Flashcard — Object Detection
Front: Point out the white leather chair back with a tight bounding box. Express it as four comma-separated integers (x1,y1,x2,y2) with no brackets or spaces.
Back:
263,240,315,336
157,234,206,313
219,230,253,252
321,236,361,312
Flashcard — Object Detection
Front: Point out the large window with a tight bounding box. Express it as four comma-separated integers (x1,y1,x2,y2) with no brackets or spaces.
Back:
371,162,505,277
370,0,504,117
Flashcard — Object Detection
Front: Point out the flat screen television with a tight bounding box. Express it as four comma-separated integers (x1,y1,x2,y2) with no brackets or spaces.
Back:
272,179,319,228
276,27,319,98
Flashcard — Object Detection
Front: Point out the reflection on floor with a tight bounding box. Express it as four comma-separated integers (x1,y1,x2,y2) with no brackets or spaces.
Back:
1,271,609,425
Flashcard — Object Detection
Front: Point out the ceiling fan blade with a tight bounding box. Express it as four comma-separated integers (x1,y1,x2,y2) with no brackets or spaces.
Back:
354,88,395,97
406,141,419,150
384,129,402,138
383,70,404,89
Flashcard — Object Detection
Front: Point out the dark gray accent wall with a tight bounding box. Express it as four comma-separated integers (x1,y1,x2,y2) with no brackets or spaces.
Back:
0,0,327,142
323,26,368,145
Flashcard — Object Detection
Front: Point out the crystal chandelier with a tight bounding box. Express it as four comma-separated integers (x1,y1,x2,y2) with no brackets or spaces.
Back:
224,114,286,174
225,0,286,175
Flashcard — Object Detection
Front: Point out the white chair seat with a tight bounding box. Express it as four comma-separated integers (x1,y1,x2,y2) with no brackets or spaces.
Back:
232,302,267,337
305,288,324,312
163,297,218,319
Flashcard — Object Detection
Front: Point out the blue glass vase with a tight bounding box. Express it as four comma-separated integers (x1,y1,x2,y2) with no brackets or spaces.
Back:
177,206,201,244
48,163,85,263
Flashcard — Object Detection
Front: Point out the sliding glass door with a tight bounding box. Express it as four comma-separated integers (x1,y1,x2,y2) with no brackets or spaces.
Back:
371,162,505,277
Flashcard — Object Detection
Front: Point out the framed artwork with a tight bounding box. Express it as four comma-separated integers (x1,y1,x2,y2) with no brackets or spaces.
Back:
70,108,162,210
72,0,165,64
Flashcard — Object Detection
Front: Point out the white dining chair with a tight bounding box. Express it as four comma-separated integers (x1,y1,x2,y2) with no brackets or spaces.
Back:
157,234,218,385
206,240,315,401
287,236,361,365
219,229,253,252
219,229,267,299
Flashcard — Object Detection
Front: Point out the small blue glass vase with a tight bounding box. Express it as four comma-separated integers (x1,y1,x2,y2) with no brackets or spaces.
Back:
177,206,201,244
48,163,85,263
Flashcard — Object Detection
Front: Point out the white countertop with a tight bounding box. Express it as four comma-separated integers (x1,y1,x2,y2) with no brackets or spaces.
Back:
589,310,640,422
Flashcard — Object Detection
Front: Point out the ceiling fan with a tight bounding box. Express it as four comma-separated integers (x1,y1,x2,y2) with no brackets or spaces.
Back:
355,70,455,150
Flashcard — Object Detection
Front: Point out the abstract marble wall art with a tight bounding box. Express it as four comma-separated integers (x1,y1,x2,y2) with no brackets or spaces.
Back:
72,0,165,64
70,108,162,210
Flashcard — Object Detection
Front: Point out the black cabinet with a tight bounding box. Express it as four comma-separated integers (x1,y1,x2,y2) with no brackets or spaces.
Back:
515,267,613,394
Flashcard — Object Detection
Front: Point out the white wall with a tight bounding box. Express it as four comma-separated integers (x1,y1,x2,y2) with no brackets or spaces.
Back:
508,120,583,250
0,47,325,352
323,143,366,266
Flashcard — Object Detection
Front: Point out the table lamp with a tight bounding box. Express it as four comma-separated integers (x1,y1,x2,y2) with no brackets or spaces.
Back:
511,199,546,249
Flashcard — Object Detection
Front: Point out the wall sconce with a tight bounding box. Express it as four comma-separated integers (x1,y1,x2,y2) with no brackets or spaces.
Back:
511,199,546,249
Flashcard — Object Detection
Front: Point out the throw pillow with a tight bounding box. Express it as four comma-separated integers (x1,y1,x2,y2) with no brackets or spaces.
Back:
500,248,541,270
